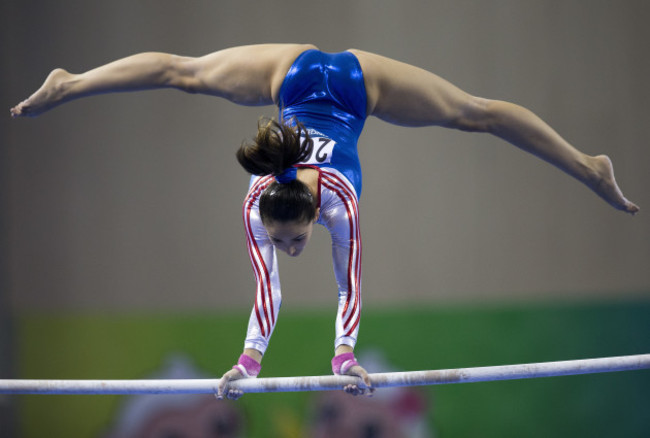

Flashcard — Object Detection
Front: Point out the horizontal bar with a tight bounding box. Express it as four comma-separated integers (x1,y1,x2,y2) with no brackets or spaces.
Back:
1,354,648,395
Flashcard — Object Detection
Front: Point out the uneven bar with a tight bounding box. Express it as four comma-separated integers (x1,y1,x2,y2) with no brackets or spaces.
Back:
1,354,648,395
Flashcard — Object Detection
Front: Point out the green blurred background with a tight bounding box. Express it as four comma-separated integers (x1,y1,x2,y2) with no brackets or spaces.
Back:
16,301,650,437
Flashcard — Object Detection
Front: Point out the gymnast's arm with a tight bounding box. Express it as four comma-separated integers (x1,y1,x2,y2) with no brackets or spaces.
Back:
324,196,373,396
217,195,280,400
10,43,315,117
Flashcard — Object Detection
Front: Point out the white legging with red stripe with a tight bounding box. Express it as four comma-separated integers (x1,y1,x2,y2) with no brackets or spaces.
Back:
242,167,362,354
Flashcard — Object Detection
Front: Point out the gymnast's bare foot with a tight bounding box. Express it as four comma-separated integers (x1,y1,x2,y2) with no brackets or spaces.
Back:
10,68,73,118
588,155,639,215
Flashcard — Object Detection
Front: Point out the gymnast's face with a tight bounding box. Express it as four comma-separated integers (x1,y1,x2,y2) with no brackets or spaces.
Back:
265,217,317,257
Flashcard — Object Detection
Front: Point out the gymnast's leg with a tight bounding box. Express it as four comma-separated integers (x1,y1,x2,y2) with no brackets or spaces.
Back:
10,44,315,117
350,49,639,215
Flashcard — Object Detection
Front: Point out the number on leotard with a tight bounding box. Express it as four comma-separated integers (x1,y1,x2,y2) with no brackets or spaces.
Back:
299,136,336,165
315,138,332,162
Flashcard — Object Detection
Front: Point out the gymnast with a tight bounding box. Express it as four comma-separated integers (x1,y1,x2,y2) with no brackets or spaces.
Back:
10,43,639,399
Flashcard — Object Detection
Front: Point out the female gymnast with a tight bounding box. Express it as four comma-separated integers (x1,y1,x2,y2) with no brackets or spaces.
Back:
10,43,639,399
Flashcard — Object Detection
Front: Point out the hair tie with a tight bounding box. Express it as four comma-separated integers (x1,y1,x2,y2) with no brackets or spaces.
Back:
275,167,297,184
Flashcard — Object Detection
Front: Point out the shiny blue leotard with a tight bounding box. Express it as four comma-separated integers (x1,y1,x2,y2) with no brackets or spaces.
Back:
242,50,368,355
278,49,367,197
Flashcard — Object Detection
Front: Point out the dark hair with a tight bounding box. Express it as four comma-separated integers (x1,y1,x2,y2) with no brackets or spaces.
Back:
236,118,317,224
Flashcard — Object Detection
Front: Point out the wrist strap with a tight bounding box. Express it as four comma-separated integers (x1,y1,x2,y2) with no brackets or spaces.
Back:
232,353,261,378
331,352,359,375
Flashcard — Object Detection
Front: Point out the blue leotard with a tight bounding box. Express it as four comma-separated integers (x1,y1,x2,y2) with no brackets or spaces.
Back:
242,50,367,355
278,49,367,197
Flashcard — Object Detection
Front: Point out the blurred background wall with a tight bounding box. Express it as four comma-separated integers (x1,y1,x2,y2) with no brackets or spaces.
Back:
2,0,649,437
4,0,650,311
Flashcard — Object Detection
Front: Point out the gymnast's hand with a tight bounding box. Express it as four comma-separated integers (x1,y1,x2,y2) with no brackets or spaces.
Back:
216,368,245,401
216,350,262,400
333,348,374,397
342,363,375,397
